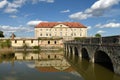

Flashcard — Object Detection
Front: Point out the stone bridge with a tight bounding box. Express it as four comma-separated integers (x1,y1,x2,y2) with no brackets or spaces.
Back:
64,35,120,75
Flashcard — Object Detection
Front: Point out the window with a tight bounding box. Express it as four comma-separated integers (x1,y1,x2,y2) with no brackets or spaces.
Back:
31,40,33,43
48,55,50,59
65,33,67,36
60,32,62,36
71,33,73,36
46,33,48,36
15,40,17,43
80,33,82,36
60,28,62,31
54,41,57,44
74,33,76,36
48,41,50,44
23,40,25,43
40,33,42,36
66,28,67,31
54,55,56,59
49,34,51,36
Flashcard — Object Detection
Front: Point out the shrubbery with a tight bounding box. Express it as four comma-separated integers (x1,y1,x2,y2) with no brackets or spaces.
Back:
0,39,11,48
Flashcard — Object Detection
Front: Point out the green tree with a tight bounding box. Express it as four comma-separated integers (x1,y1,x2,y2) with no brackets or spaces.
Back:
95,33,101,37
0,31,4,37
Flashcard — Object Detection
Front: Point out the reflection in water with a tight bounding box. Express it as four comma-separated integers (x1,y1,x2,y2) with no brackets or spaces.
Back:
66,55,120,80
0,51,83,80
0,51,120,80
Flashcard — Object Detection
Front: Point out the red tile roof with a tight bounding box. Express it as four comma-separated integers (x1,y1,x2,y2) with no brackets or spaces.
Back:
35,22,87,28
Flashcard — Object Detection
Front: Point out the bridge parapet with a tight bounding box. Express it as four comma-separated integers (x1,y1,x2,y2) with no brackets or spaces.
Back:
65,35,120,45
64,35,120,75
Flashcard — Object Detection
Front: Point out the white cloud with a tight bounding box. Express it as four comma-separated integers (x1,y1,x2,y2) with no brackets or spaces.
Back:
1,0,55,13
95,22,120,28
69,12,92,20
97,30,106,34
4,8,18,13
60,9,70,13
87,26,92,30
9,15,18,18
27,20,47,26
0,0,8,8
39,0,54,3
32,0,54,4
0,25,34,37
69,0,120,20
4,0,26,13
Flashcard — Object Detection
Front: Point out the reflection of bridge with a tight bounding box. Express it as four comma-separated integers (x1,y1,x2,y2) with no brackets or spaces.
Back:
64,35,120,75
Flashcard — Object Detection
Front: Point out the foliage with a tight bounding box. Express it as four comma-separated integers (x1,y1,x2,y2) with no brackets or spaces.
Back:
0,31,4,37
22,43,29,51
33,46,41,52
74,37,86,41
33,46,40,49
95,33,101,37
0,39,11,48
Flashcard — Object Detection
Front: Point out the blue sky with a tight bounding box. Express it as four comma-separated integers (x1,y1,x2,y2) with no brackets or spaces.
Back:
0,0,120,37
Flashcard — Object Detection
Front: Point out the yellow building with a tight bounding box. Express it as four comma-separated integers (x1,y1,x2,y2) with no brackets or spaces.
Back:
11,38,38,48
35,22,87,40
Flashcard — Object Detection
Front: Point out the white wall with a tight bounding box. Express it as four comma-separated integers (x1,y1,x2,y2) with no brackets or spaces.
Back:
12,39,38,47
35,24,87,38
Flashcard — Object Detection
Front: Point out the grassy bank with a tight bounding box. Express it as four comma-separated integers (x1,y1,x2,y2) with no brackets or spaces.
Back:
0,48,14,55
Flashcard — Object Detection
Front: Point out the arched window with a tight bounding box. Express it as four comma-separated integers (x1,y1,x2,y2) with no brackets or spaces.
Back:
48,41,50,44
54,41,57,44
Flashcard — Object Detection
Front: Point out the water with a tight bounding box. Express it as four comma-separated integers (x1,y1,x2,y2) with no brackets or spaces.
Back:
0,51,120,80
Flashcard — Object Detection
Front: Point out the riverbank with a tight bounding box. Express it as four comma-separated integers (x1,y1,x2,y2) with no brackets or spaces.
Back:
0,48,14,55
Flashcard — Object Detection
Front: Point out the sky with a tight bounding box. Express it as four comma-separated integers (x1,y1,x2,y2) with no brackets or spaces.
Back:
0,0,120,38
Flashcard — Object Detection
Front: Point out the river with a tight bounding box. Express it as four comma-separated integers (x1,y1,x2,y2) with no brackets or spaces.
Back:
0,51,120,80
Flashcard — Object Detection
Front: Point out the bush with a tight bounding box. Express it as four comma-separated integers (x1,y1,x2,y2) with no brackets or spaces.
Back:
74,37,86,41
0,39,11,48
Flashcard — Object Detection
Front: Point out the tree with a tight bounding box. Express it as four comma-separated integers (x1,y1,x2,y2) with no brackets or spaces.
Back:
95,33,101,37
0,31,4,37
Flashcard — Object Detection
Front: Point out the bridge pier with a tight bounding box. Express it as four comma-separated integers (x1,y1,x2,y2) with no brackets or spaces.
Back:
64,35,120,75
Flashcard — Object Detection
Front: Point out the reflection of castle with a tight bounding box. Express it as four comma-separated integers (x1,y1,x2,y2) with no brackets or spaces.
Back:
14,51,63,60
14,52,74,72
35,59,74,72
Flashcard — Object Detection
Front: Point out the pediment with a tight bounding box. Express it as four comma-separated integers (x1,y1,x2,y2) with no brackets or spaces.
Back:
53,24,69,28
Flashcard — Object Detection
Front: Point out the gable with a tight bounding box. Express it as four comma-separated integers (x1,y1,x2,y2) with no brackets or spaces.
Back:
53,24,69,28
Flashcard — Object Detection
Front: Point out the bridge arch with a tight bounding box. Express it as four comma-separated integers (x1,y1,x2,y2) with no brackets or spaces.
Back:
81,48,90,61
74,47,79,57
69,46,73,59
70,46,73,54
94,50,114,72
